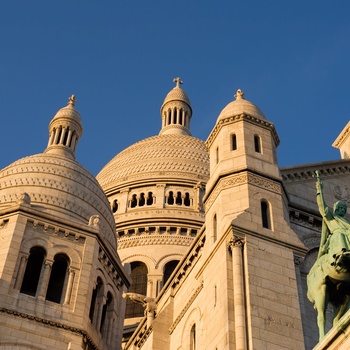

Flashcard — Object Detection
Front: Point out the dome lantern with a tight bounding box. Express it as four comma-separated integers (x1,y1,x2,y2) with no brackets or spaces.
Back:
159,77,192,136
44,95,83,159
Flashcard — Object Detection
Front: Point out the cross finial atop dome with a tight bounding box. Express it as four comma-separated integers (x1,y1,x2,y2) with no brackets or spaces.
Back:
173,77,183,87
68,94,77,107
234,89,244,100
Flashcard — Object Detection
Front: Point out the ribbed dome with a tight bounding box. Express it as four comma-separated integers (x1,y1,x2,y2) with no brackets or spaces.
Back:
161,85,191,108
97,134,209,190
50,102,82,125
217,89,266,121
0,153,117,247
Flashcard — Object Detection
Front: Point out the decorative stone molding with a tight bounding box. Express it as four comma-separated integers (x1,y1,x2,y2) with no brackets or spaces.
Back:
205,171,281,210
26,219,86,244
332,122,350,149
228,237,244,251
169,233,205,292
206,113,279,149
169,281,204,334
121,254,157,266
98,247,125,288
118,235,194,249
281,165,350,183
132,324,153,348
0,306,98,350
289,210,322,232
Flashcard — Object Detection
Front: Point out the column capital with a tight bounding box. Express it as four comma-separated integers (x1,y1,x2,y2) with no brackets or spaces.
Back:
228,237,244,251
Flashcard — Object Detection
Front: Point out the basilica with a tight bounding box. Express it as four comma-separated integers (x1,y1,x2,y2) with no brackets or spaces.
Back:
1,79,350,349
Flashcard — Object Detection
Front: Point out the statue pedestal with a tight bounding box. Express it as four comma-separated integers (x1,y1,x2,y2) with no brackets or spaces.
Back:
314,310,350,349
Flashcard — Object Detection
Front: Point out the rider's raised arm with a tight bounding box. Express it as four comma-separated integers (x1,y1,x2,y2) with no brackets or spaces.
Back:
315,170,329,217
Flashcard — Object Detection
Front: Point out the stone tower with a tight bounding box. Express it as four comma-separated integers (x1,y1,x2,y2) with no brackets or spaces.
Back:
0,97,130,350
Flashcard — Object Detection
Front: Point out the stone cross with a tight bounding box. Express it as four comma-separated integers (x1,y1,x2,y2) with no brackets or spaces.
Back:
173,77,183,87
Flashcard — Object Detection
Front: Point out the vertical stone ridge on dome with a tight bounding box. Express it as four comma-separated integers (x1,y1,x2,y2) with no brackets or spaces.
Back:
159,77,192,136
44,95,83,160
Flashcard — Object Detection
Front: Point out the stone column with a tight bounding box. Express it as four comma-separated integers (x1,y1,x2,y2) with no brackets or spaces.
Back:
63,268,75,305
37,260,52,300
47,131,54,147
229,238,247,350
95,295,107,329
53,127,61,144
156,184,166,208
66,129,73,147
14,255,28,290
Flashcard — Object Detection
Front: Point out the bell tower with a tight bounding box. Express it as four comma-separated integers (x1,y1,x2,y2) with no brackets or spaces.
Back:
203,89,307,349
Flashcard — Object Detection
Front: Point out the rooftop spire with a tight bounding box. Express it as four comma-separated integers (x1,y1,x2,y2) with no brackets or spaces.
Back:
234,89,244,100
68,94,77,107
159,78,192,136
173,77,183,87
44,94,83,159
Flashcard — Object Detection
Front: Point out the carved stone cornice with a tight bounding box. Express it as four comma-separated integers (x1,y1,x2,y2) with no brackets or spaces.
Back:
26,219,86,244
118,235,194,249
205,171,281,211
132,324,153,348
98,247,126,289
169,282,204,334
332,121,350,149
0,306,98,350
281,164,350,183
289,210,322,232
206,113,279,149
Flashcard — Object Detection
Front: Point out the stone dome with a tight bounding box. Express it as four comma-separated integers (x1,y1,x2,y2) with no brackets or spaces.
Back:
217,89,266,121
0,96,117,248
97,133,209,190
161,85,191,109
0,153,116,247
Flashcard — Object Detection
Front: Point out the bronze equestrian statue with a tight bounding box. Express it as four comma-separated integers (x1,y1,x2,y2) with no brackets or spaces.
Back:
307,171,350,341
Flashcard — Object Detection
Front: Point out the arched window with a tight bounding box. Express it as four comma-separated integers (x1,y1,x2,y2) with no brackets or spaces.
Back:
176,192,182,205
100,291,114,338
146,192,153,205
173,108,177,124
184,192,191,206
162,260,180,287
216,147,219,164
254,134,261,153
179,109,183,125
112,199,118,213
125,262,148,318
139,193,145,207
89,277,104,324
167,191,174,205
130,194,137,208
46,253,69,303
167,110,171,125
231,134,237,150
261,199,271,229
62,128,69,146
190,324,196,350
213,214,218,242
20,246,46,296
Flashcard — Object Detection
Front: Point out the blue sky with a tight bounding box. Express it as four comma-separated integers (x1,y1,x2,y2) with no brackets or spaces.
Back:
1,1,349,175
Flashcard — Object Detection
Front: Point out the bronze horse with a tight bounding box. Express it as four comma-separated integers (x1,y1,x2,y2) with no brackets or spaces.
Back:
307,252,350,340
